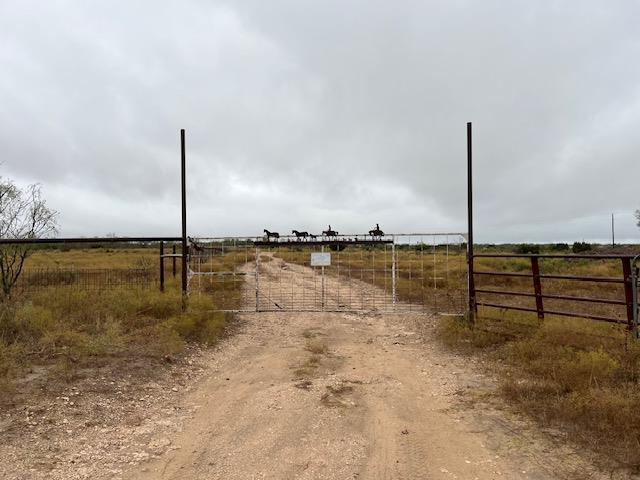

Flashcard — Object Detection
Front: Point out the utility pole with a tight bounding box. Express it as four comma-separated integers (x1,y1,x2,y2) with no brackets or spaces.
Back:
611,213,615,247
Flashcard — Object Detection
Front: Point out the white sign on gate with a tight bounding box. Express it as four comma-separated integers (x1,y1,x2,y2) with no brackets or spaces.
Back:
310,252,331,267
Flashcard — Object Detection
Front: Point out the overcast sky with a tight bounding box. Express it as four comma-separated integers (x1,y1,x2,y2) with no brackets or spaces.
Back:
1,0,639,243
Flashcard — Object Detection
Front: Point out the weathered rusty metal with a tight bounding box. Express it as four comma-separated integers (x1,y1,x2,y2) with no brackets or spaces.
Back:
530,256,544,319
474,271,625,283
475,302,625,324
622,257,634,328
475,288,627,305
474,253,637,259
473,252,640,327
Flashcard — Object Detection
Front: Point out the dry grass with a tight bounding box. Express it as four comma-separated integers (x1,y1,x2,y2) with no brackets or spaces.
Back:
321,382,355,408
474,255,631,321
0,280,227,383
0,246,254,400
292,355,322,379
273,246,468,311
24,247,158,269
305,338,329,355
438,308,640,470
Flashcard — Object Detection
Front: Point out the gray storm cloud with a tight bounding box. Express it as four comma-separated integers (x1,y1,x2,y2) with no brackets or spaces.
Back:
1,0,639,242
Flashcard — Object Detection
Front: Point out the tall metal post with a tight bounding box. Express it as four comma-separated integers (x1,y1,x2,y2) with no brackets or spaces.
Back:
181,129,188,298
467,122,476,316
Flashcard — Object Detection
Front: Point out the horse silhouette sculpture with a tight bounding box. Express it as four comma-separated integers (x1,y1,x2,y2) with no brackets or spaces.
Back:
368,223,384,238
322,225,339,237
263,229,280,241
292,230,309,240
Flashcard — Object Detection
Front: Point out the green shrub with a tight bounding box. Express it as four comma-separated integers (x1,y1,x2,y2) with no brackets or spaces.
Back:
436,315,507,350
0,284,229,379
572,241,592,253
514,244,540,254
14,305,55,342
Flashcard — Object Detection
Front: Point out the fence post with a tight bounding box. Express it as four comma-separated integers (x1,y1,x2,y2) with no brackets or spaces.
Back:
172,244,176,277
391,240,397,307
622,257,634,330
321,244,325,311
255,246,260,312
159,241,165,292
466,122,476,318
180,129,188,300
632,260,638,339
531,256,544,319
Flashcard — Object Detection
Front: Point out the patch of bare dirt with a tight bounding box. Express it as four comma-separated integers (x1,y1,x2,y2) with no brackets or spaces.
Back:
0,345,217,480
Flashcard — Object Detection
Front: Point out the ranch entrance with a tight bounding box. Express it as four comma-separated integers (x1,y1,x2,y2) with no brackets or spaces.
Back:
187,233,468,315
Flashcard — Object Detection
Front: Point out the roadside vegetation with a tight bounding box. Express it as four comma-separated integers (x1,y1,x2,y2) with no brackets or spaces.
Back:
0,280,227,392
273,240,640,468
25,246,158,269
438,309,640,469
0,246,251,402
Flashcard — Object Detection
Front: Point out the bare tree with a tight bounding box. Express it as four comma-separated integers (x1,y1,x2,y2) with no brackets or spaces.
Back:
636,209,640,229
0,179,58,297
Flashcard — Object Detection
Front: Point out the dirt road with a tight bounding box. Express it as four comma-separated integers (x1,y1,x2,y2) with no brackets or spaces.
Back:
124,257,603,480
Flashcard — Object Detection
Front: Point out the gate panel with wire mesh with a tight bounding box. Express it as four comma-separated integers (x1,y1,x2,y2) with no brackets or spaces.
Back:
188,234,467,314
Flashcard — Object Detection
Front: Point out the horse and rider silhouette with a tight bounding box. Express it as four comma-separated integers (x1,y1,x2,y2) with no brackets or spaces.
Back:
262,224,383,241
368,223,384,238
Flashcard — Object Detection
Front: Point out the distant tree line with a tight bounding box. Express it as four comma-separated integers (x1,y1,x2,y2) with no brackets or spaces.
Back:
513,242,592,254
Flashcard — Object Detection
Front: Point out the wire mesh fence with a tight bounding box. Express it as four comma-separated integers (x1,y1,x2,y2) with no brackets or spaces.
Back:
188,234,468,314
187,237,257,311
13,267,158,292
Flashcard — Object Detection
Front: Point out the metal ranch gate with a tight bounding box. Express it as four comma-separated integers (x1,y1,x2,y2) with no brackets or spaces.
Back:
187,233,467,315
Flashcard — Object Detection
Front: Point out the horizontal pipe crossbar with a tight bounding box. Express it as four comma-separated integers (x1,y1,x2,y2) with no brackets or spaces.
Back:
255,239,393,247
475,253,639,259
475,288,628,305
476,302,625,324
0,237,181,245
474,271,624,283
